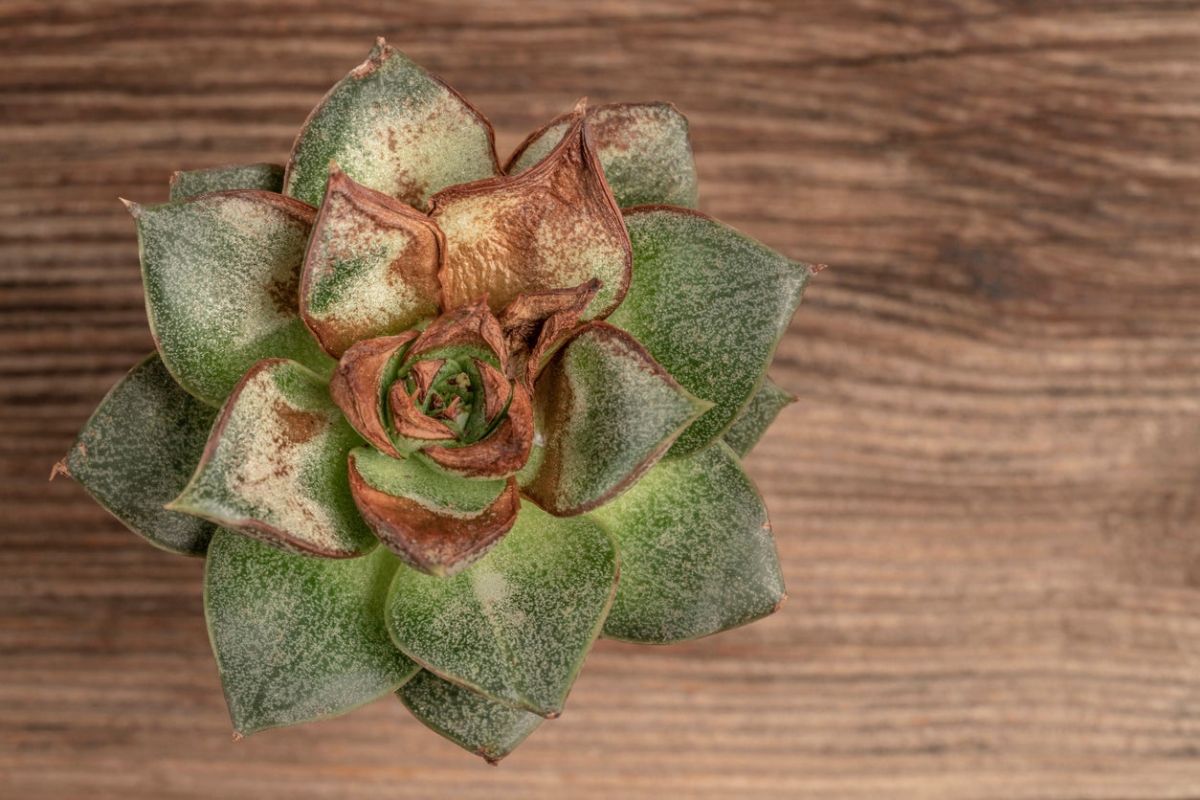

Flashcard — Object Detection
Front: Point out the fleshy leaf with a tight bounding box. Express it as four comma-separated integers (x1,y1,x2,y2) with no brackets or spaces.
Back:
431,102,631,320
55,353,217,556
300,166,443,357
205,528,418,736
329,332,418,458
591,441,784,644
170,359,376,558
348,448,519,576
524,322,710,516
169,163,284,200
506,102,699,209
398,670,543,763
132,189,334,406
723,376,795,457
421,380,534,479
284,38,500,211
609,207,812,456
386,501,618,717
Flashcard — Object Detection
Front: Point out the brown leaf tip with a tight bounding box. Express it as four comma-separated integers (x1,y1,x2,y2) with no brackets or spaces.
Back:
49,458,70,481
810,263,829,275
118,197,142,217
772,593,789,614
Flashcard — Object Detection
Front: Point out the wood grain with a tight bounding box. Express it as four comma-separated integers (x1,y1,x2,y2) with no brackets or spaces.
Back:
3,1,1200,797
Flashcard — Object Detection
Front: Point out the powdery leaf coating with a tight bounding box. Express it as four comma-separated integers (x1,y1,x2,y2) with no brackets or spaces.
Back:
506,102,699,209
386,501,618,717
205,528,418,736
723,376,796,458
132,190,334,406
57,353,217,556
590,441,785,644
609,207,812,456
169,163,284,201
397,670,543,763
170,359,376,558
524,322,710,516
300,167,443,357
284,39,500,211
348,448,519,576
431,104,631,320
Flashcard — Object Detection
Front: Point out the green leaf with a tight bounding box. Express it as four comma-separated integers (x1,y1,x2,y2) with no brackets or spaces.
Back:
507,102,699,209
609,207,812,456
132,189,334,406
723,376,795,457
205,528,418,736
397,670,543,763
590,441,784,644
170,359,377,558
284,38,500,211
386,501,618,717
524,322,710,515
56,353,217,556
169,163,284,200
299,166,443,357
348,448,519,576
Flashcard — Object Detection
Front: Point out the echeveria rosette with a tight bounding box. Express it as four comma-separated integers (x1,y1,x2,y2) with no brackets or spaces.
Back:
54,37,820,762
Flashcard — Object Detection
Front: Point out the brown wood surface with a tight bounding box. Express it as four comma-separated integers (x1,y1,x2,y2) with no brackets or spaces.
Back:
3,1,1200,797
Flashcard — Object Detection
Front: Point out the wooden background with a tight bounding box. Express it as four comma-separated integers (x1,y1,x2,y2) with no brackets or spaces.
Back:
3,1,1199,797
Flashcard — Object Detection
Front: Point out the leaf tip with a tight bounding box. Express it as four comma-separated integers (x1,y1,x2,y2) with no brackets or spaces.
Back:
772,593,789,614
231,730,245,743
810,262,829,275
118,197,142,217
49,457,70,481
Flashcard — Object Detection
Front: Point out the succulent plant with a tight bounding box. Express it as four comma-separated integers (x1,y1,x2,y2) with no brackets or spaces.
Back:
56,39,819,762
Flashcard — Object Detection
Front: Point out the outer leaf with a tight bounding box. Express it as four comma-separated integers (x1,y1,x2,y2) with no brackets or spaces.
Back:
386,501,618,717
132,189,334,406
431,102,632,320
348,448,519,576
284,38,500,211
524,322,710,516
170,359,376,558
55,353,217,556
506,102,699,209
723,376,795,457
398,670,543,763
205,528,418,736
609,207,812,456
300,166,443,357
169,163,284,200
591,441,785,644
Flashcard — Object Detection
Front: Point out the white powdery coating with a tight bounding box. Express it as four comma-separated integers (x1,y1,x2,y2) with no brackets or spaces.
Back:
206,530,414,734
387,504,617,715
308,192,427,333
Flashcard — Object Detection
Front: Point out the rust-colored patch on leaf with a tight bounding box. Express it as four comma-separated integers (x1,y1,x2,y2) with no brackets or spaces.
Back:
271,398,322,445
421,380,534,479
407,298,508,371
474,358,512,425
430,103,631,319
300,166,444,358
388,381,455,441
348,454,520,576
499,279,600,385
329,332,418,457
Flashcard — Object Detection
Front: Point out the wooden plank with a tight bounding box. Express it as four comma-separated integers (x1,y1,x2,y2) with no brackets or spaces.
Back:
3,1,1200,797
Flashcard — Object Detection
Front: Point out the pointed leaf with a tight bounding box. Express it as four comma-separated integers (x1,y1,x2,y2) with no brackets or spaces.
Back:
398,670,543,763
524,322,709,516
591,442,784,644
300,167,443,357
723,376,795,457
205,528,418,736
431,102,631,319
133,189,334,406
284,39,500,211
609,207,812,456
507,102,699,209
170,359,376,558
169,163,284,200
56,353,217,556
348,448,519,576
386,501,618,717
